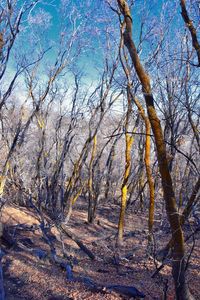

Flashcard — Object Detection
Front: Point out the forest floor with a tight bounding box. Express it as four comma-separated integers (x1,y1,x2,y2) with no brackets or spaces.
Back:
0,199,200,300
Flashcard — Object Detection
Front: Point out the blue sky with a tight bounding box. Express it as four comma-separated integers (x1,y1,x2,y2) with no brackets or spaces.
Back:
11,0,181,85
34,0,166,45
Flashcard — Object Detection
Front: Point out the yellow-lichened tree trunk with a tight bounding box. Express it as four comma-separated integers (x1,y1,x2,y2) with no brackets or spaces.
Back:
131,96,155,238
116,1,194,299
118,21,155,240
145,118,155,238
117,91,134,245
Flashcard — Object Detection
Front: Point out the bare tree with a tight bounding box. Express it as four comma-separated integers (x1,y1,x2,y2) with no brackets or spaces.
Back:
114,0,195,298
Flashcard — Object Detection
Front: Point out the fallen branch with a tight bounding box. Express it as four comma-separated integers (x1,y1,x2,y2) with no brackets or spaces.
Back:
71,275,145,298
106,284,145,298
58,223,95,260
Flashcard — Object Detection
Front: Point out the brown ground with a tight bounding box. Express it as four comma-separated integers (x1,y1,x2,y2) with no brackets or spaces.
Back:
0,199,199,300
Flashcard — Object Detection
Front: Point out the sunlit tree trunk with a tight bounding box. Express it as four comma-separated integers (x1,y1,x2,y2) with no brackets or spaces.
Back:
118,17,155,240
145,118,155,239
131,96,155,239
117,90,134,245
133,101,155,238
138,136,145,211
116,1,194,298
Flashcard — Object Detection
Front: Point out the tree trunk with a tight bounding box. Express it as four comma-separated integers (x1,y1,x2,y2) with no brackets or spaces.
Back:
88,135,97,223
117,90,134,245
180,0,200,66
116,1,194,298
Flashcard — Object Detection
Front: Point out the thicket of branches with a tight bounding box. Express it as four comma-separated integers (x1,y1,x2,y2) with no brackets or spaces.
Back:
0,0,199,299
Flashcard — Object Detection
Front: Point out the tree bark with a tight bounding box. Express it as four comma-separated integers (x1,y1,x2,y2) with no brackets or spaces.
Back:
88,135,97,223
180,0,200,66
117,90,134,245
116,1,194,298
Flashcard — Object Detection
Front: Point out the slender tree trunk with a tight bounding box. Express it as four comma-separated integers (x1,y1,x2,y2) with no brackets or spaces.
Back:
180,0,200,66
117,91,134,245
88,135,97,223
181,176,200,224
65,187,82,224
138,141,145,211
0,162,9,199
118,18,155,240
145,118,155,238
105,140,117,200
